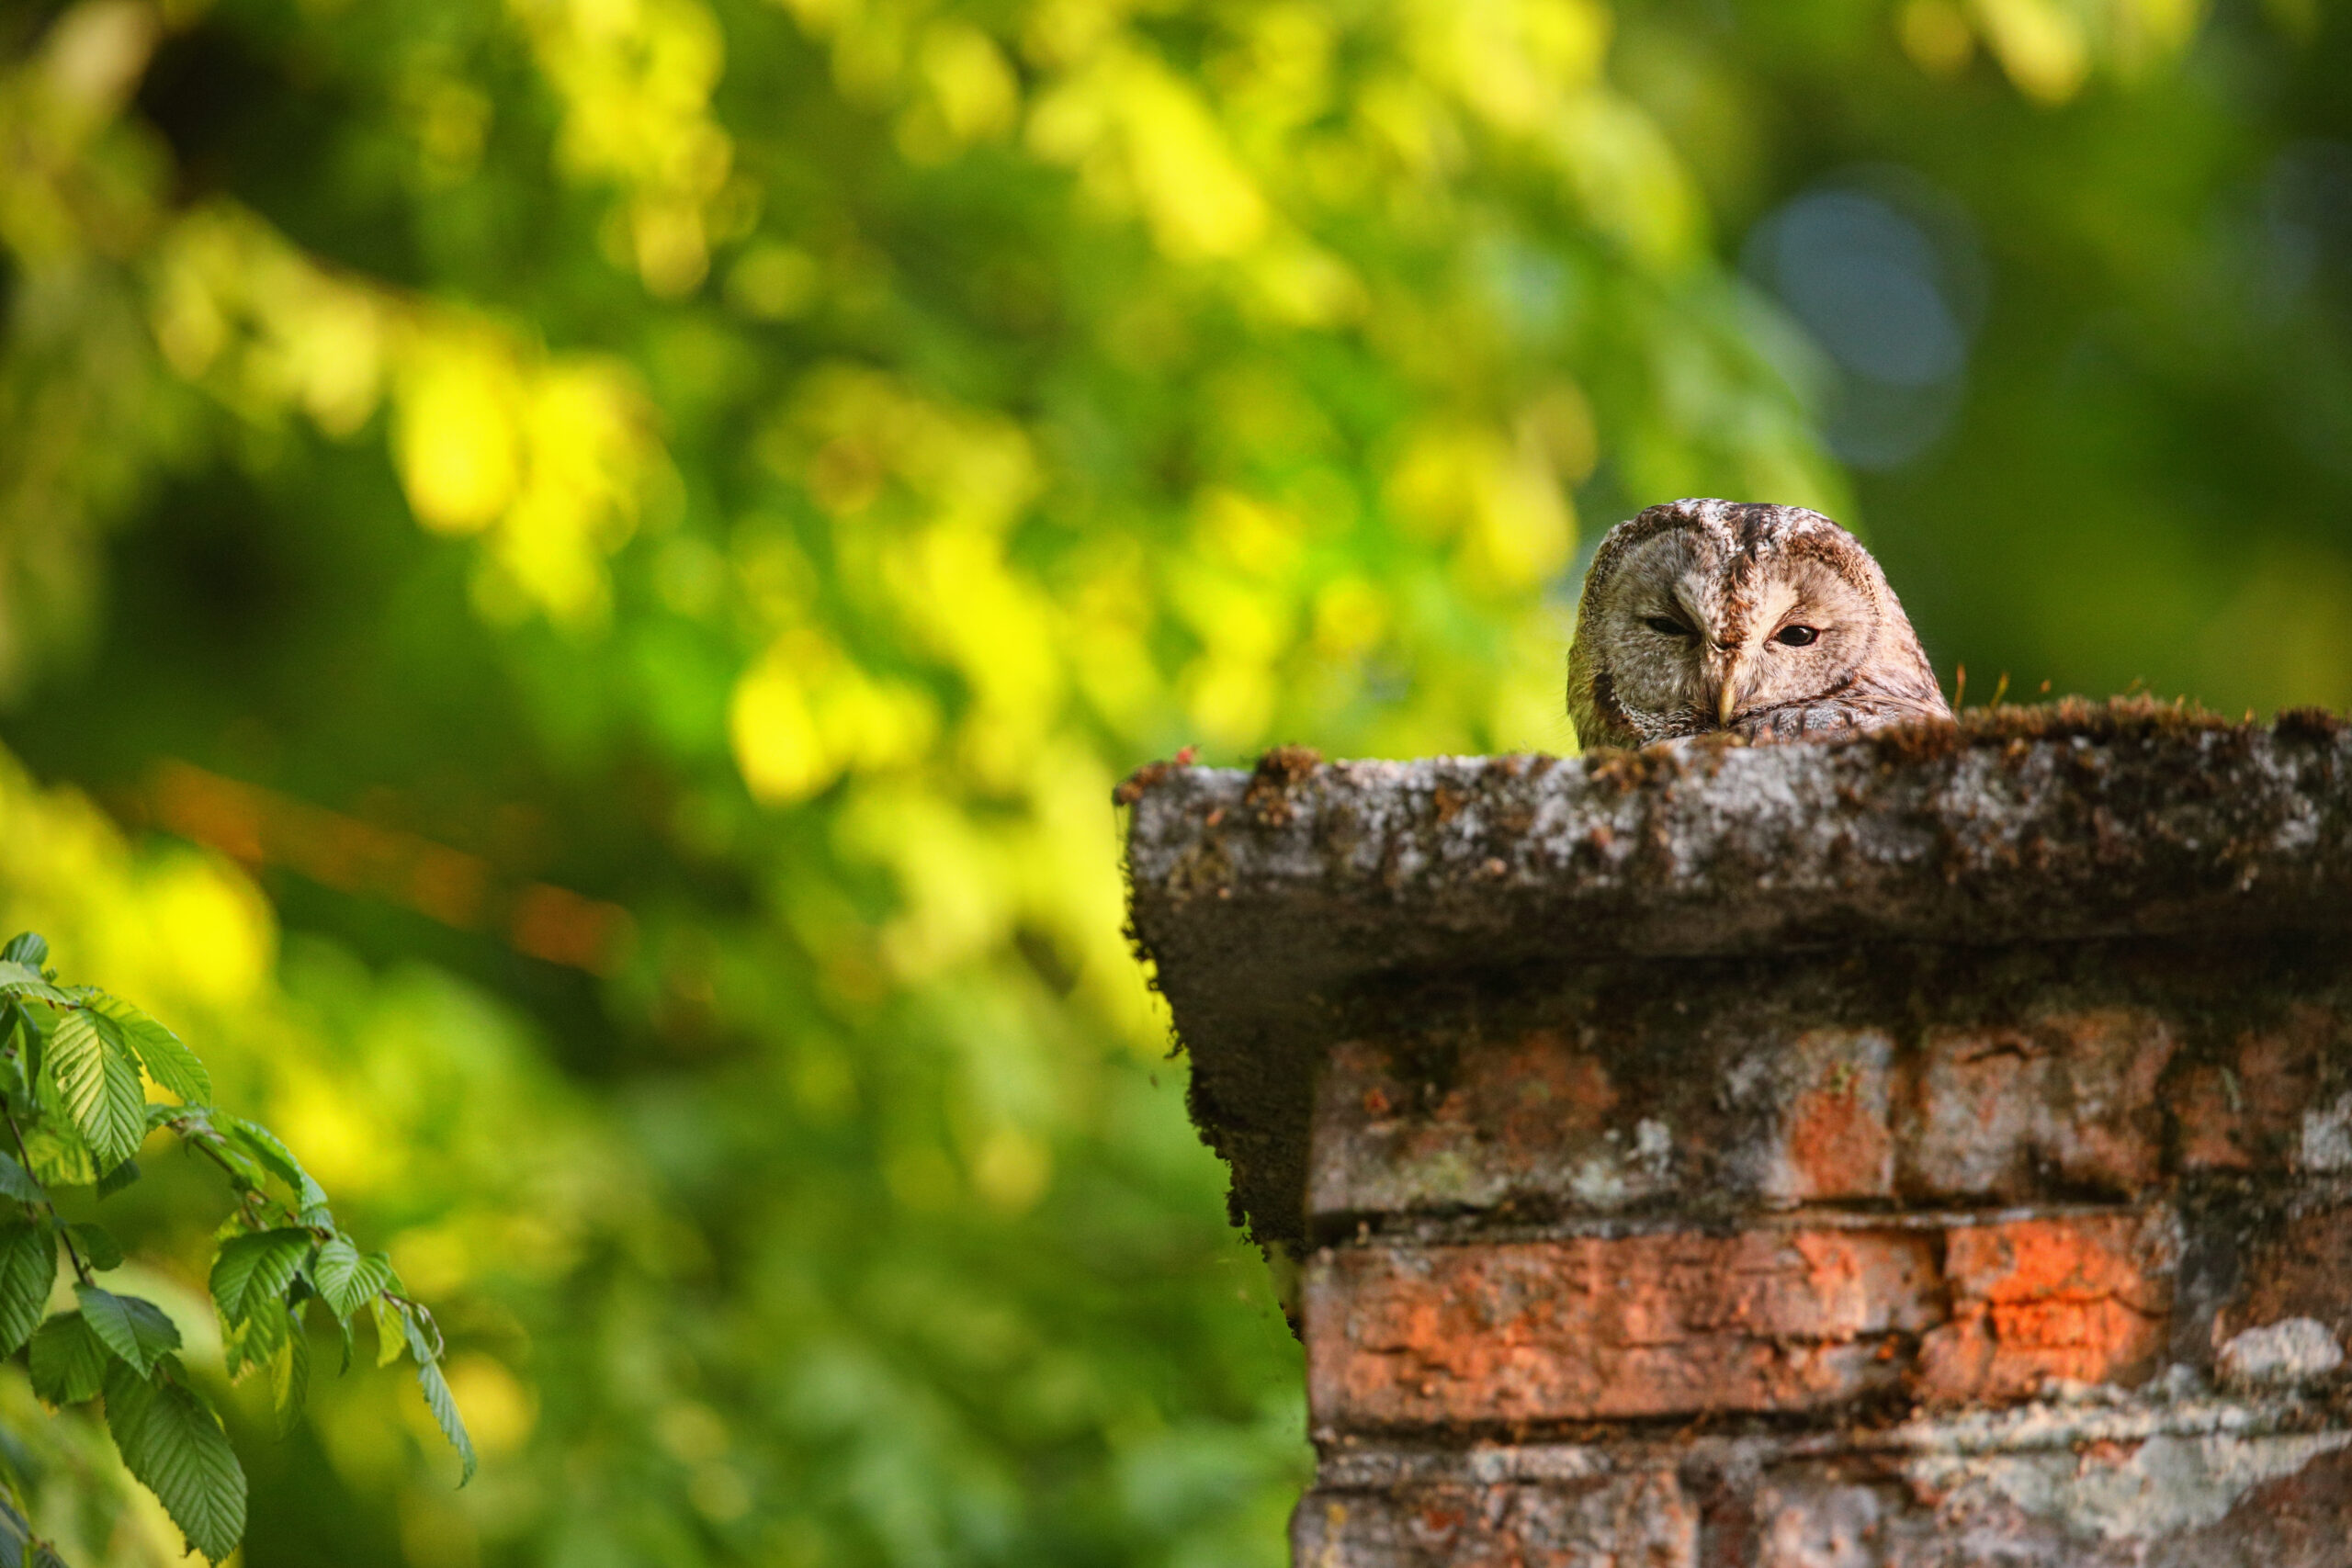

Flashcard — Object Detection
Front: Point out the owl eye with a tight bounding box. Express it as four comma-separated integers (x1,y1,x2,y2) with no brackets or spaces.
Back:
1775,625,1820,648
1643,615,1693,637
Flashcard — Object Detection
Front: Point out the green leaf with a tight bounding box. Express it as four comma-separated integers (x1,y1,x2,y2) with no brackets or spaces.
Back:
209,1229,311,1325
0,965,69,1009
0,1225,53,1359
368,1295,405,1369
46,1011,141,1172
88,998,210,1107
413,1353,477,1486
223,1298,286,1382
0,1489,32,1568
64,1224,121,1272
268,1303,310,1439
16,1116,93,1190
0,1156,41,1205
0,1009,26,1104
220,1119,331,1224
29,1314,107,1405
74,1285,180,1377
336,1311,355,1375
0,936,47,972
101,1358,247,1562
93,1157,139,1199
311,1237,395,1321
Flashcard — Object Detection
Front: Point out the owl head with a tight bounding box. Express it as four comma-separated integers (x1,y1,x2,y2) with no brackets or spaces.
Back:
1566,498,1950,750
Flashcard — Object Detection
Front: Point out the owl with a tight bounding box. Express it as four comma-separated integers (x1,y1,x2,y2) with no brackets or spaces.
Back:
1566,498,1951,749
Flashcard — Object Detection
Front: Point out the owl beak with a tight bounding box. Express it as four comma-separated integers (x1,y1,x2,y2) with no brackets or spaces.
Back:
1715,647,1754,728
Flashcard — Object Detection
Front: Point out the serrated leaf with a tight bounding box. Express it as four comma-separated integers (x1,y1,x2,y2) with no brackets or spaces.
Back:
413,1354,476,1486
46,1012,141,1172
209,1229,310,1326
311,1237,395,1321
29,1314,107,1405
64,1224,120,1273
0,936,47,971
87,999,209,1108
223,1298,287,1382
336,1311,355,1375
220,1119,331,1222
16,1119,92,1191
269,1304,310,1439
0,1226,52,1359
0,1156,40,1206
0,966,69,1009
93,1158,139,1199
368,1295,405,1369
102,1359,246,1562
74,1286,180,1378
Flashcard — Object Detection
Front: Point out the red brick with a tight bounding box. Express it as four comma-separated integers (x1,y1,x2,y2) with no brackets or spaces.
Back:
1311,1024,1904,1220
2177,1008,2330,1176
1307,1229,1940,1427
1764,1029,1895,1205
1902,1010,2174,1201
1913,1211,2175,1402
1308,1030,1667,1217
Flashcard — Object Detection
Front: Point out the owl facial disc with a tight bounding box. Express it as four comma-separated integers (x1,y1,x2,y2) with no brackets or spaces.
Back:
1566,499,1952,750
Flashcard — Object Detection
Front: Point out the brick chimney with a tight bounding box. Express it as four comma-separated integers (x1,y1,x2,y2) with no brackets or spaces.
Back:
1123,706,2352,1566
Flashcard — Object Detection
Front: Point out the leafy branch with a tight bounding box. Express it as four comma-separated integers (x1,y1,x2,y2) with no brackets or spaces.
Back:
0,933,472,1564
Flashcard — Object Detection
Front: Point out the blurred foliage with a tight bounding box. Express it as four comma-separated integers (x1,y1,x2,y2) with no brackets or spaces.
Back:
0,924,477,1565
1,0,2350,1562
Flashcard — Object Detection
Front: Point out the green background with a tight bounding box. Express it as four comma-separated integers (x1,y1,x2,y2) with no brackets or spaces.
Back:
1,0,2347,1561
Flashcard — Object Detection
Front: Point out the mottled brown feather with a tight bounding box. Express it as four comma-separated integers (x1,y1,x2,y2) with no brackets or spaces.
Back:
1566,499,1951,750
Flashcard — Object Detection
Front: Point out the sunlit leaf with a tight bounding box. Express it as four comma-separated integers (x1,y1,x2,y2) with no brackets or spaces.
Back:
44,1012,141,1173
220,1118,331,1223
268,1304,311,1439
87,998,210,1107
368,1295,405,1370
0,967,71,1010
311,1237,394,1322
223,1297,288,1382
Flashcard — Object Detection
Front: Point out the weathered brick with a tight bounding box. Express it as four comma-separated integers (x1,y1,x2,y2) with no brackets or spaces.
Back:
1913,1211,2175,1402
1309,1031,1665,1217
1293,1468,1696,1568
1307,1230,1940,1427
1758,1029,1895,1205
2176,1008,2330,1175
1747,1441,2352,1567
2218,1205,2352,1349
1308,1022,1899,1222
1305,1433,2352,1566
1901,1010,2174,1201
